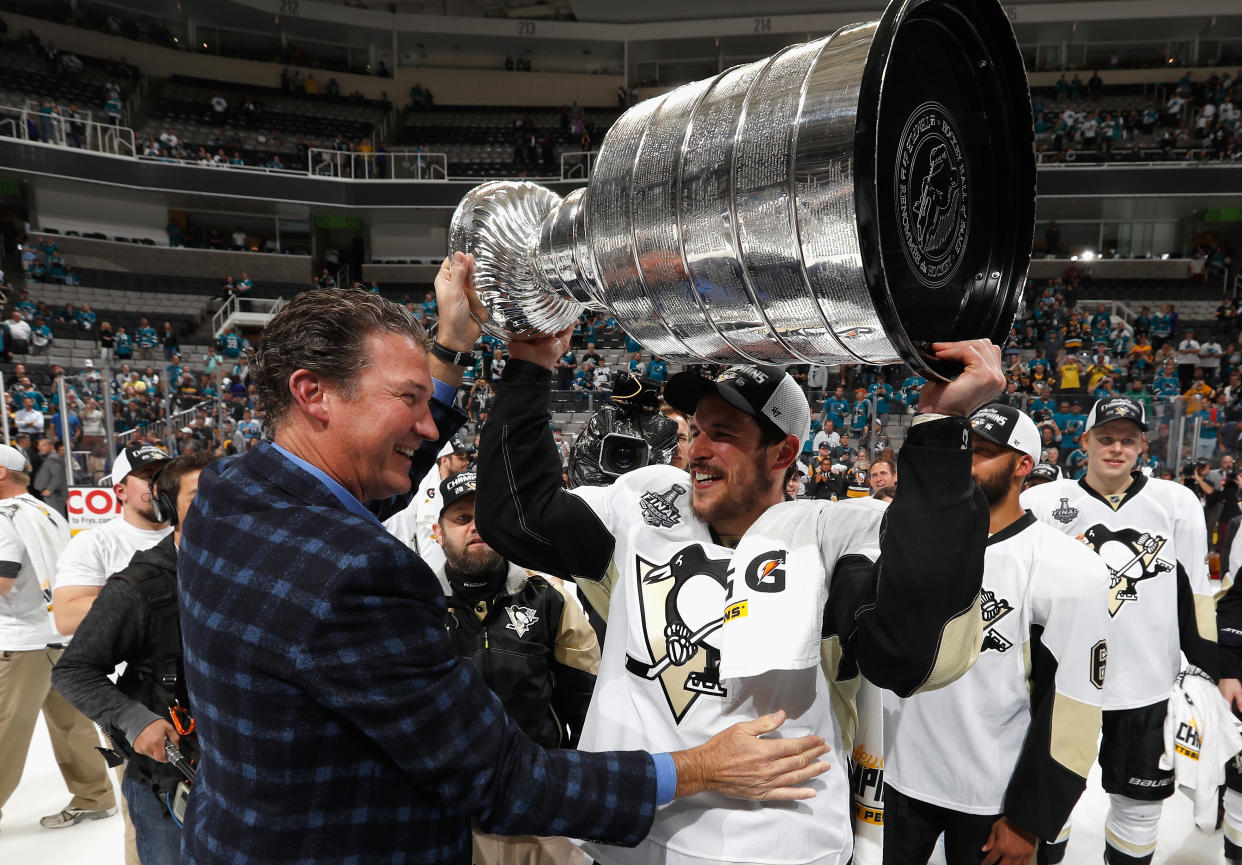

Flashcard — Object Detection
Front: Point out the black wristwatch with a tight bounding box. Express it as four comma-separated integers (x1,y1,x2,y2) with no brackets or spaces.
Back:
430,340,477,367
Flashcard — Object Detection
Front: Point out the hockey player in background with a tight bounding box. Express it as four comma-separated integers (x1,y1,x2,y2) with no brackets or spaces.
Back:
885,404,1110,865
381,437,469,572
1023,396,1218,865
476,332,1004,865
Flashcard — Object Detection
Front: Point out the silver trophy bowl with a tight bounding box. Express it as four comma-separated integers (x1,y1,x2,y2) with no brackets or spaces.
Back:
449,0,1034,380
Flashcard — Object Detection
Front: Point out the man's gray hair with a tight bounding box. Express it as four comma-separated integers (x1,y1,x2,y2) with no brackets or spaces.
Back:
252,288,430,433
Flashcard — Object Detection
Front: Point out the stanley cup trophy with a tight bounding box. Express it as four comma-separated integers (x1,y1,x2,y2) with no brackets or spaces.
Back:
449,0,1034,380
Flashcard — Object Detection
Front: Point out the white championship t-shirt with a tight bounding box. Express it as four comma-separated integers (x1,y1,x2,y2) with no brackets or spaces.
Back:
55,516,171,590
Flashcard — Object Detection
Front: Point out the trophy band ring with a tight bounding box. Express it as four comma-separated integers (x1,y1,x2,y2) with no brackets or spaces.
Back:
449,0,1035,381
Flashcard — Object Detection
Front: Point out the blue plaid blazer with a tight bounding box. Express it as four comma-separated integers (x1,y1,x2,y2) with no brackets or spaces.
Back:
179,434,657,864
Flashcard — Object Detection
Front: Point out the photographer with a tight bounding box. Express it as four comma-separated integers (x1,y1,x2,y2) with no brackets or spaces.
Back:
1184,459,1215,503
1208,469,1242,550
807,441,840,501
52,453,213,865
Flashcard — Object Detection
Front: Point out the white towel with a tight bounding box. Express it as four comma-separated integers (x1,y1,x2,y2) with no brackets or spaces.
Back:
1163,664,1242,831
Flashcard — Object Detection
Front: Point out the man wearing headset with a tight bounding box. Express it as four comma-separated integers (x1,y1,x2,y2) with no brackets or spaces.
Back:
53,452,214,865
52,443,172,637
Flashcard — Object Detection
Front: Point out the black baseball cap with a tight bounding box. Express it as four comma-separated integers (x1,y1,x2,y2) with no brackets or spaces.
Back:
436,436,471,458
110,442,171,484
1029,463,1060,482
1084,396,1147,433
438,470,477,515
664,364,811,446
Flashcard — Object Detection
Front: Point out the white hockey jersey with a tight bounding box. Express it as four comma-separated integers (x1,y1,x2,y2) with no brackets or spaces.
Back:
1023,475,1216,710
569,464,884,865
885,513,1109,836
382,464,446,576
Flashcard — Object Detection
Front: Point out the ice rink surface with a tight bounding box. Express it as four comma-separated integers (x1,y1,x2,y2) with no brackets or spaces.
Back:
0,715,1221,864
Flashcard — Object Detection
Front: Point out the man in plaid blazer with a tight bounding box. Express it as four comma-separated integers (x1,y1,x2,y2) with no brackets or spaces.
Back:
177,257,830,865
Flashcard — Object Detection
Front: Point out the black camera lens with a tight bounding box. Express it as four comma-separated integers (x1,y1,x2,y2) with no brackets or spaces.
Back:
612,444,637,469
599,433,650,477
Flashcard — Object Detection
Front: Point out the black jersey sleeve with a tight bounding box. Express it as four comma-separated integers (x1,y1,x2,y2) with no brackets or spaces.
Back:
1178,561,1221,680
475,360,616,582
824,416,988,697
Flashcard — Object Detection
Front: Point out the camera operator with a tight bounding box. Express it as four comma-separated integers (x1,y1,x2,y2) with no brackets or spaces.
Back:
567,372,678,488
1208,469,1242,551
52,453,213,865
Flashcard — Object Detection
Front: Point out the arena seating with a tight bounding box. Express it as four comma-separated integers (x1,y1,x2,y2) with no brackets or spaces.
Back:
70,267,305,300
394,105,620,176
130,73,391,168
0,40,137,116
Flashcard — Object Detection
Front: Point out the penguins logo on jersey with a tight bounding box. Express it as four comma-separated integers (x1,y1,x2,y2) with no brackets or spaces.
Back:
639,484,686,529
1080,525,1172,617
979,589,1014,653
628,546,731,722
1052,497,1079,524
504,605,539,638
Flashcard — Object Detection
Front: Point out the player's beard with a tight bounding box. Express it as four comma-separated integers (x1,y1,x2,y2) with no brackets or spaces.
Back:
442,534,504,577
691,451,773,530
972,453,1021,507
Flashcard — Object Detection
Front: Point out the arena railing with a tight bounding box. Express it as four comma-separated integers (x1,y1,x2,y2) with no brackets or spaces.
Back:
134,151,305,175
211,294,285,339
560,150,600,180
0,103,135,157
369,106,400,149
1036,150,1242,166
307,147,448,180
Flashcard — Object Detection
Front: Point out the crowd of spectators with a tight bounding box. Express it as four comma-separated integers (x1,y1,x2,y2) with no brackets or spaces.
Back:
16,232,79,286
986,258,1242,486
0,336,262,490
9,250,1242,565
1034,68,1241,163
0,253,269,491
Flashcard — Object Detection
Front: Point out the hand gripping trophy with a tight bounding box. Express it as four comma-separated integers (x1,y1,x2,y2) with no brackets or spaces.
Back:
450,0,1034,380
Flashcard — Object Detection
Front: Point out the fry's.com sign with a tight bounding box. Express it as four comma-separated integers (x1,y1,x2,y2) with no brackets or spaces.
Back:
67,486,120,535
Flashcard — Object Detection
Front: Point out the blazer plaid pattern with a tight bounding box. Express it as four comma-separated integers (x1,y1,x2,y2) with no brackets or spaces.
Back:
179,434,656,864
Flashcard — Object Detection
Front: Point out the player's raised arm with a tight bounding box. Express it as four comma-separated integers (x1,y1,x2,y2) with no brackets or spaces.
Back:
827,339,1004,696
476,332,617,582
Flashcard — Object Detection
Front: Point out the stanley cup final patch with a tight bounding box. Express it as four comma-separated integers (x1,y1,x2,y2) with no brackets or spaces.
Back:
640,483,686,528
1052,497,1079,524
